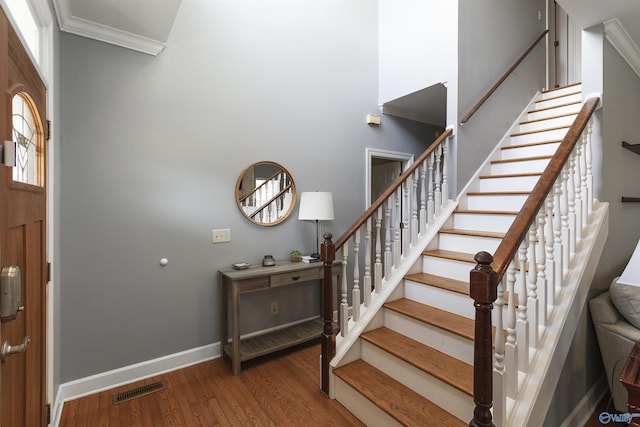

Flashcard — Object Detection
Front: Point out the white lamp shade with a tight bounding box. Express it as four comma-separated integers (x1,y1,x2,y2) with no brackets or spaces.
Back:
298,192,334,221
618,238,640,287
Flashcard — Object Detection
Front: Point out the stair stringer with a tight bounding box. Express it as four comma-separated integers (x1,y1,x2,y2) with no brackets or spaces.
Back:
507,201,609,426
328,199,458,398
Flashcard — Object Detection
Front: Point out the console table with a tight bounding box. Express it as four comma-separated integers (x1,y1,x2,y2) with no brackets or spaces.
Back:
219,260,336,375
621,342,640,426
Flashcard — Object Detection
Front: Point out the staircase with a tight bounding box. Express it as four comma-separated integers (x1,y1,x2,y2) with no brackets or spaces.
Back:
327,84,608,426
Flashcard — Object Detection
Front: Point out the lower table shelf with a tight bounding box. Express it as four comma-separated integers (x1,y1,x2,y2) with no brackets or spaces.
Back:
224,317,323,363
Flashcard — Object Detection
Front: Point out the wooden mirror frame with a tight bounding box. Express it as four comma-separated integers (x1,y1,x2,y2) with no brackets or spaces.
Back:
235,161,297,226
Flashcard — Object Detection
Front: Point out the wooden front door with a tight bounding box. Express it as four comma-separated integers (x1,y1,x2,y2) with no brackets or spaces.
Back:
0,7,48,427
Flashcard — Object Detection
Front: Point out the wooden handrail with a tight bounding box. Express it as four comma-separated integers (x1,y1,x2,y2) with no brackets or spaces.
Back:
460,29,549,126
468,96,600,427
334,127,453,250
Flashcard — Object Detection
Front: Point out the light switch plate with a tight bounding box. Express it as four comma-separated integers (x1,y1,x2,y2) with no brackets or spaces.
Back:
212,229,231,243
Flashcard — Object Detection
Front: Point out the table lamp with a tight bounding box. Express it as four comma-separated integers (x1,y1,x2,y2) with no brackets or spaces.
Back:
298,191,334,259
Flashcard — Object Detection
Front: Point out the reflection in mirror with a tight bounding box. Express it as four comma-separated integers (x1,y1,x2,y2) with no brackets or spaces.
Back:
235,161,296,226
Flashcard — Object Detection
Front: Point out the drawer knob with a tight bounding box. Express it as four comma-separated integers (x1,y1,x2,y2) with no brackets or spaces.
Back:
291,276,301,280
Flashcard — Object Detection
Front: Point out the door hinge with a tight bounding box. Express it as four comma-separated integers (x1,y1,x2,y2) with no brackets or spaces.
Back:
47,262,51,282
554,40,559,47
46,403,51,424
46,120,51,141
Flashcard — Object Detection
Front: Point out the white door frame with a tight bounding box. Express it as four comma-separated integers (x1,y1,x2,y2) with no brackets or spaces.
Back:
365,148,414,207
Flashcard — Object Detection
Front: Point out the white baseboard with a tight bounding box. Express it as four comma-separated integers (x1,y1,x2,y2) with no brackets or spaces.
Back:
559,374,608,427
50,342,221,427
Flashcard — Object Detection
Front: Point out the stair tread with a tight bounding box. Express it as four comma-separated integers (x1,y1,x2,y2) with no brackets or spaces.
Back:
511,125,570,137
528,100,581,114
362,327,474,396
536,90,581,102
385,298,474,340
334,359,465,427
501,139,562,150
405,272,468,295
466,190,530,195
440,228,505,239
519,111,577,126
541,82,581,94
453,209,519,215
479,172,541,179
422,249,476,263
491,154,552,164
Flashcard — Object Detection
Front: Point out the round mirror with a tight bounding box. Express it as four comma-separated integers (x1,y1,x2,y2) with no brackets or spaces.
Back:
235,161,296,226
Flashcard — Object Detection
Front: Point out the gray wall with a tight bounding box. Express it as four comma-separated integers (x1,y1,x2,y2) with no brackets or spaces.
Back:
57,0,437,382
456,0,546,191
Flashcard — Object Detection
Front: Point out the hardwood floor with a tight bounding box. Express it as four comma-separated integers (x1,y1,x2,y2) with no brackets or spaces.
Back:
59,341,364,426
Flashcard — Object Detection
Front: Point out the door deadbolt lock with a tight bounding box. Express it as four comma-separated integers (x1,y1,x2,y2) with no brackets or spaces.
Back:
1,336,30,362
0,266,22,322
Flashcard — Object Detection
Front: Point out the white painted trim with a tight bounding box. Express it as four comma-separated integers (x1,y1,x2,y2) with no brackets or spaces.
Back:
603,18,640,79
559,374,608,427
53,0,166,56
365,148,413,206
51,342,221,427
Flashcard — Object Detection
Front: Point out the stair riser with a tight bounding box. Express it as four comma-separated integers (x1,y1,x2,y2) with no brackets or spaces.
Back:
361,341,473,422
384,309,474,365
501,142,560,159
437,233,502,254
518,115,577,133
333,377,403,427
464,193,529,211
490,158,549,175
405,278,474,318
451,212,516,233
527,103,581,120
540,85,581,99
476,175,539,192
535,92,581,108
509,128,570,145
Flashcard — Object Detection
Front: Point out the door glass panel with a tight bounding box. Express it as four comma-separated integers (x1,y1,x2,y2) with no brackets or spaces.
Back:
12,93,42,186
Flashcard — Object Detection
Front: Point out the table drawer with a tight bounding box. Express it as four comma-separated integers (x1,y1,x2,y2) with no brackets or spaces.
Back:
238,276,269,292
270,268,322,287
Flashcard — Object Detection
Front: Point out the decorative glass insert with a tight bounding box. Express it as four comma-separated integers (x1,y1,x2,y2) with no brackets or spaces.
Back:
12,93,41,186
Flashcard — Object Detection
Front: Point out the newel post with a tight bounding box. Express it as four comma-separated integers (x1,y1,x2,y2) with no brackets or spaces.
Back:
320,232,336,396
470,251,497,427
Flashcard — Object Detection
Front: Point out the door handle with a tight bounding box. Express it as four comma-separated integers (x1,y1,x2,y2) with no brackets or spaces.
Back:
1,336,30,362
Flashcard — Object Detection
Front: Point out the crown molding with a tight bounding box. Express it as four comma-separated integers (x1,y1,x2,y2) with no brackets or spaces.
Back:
604,18,640,79
53,0,166,56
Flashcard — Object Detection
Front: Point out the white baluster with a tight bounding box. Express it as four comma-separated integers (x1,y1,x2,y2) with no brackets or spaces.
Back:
340,243,349,337
536,207,547,326
505,259,518,397
585,119,594,217
517,237,529,371
375,207,383,292
527,224,538,347
352,230,360,322
545,193,556,307
441,138,449,207
384,198,392,276
427,153,435,225
364,218,372,307
420,159,427,234
412,170,419,244
434,145,442,217
560,165,570,277
553,178,564,288
580,127,588,227
394,187,401,268
402,180,410,255
567,154,576,258
573,144,583,242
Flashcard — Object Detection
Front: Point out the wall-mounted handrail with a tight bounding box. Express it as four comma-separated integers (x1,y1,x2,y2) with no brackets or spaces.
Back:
460,29,549,126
